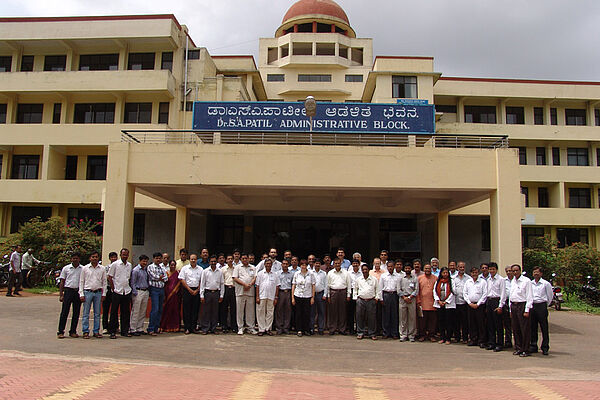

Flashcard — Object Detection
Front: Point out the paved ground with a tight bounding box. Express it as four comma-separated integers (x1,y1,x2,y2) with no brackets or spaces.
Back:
0,291,599,399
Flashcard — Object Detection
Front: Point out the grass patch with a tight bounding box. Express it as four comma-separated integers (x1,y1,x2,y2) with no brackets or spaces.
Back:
563,295,600,315
25,285,60,295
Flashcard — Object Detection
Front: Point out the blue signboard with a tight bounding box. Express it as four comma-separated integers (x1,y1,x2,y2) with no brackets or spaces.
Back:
396,99,429,106
193,101,435,134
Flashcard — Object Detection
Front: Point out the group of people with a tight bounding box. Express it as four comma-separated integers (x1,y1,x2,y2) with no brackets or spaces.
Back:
52,245,553,357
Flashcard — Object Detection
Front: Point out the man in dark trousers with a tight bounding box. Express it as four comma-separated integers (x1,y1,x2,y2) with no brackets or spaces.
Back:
509,264,533,357
107,248,133,339
200,256,224,334
529,266,553,355
463,266,487,347
57,253,83,338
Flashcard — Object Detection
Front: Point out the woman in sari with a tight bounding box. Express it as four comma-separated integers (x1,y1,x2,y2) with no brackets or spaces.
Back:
160,260,181,332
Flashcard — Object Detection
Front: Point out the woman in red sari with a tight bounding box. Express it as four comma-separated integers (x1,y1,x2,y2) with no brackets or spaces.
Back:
160,260,181,332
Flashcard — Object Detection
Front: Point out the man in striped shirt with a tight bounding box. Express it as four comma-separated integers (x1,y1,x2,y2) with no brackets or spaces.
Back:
147,252,168,335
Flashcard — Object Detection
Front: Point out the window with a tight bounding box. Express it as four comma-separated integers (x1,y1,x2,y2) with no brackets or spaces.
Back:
557,228,588,248
538,187,549,208
351,47,363,64
518,147,527,165
187,49,200,60
521,186,529,207
16,104,43,124
11,155,39,179
565,109,586,126
345,74,363,82
127,53,155,70
392,76,417,98
506,106,524,124
52,103,61,124
73,103,115,123
132,213,145,245
0,155,2,178
597,148,600,167
596,109,600,126
124,103,152,123
160,52,173,71
43,55,66,71
181,101,193,111
338,45,348,59
536,147,546,165
65,155,77,180
316,43,335,56
0,56,12,72
215,215,244,247
550,108,557,125
86,156,107,180
10,206,51,233
0,103,6,123
522,227,545,248
552,147,560,166
569,188,591,208
68,208,103,235
293,42,312,55
21,55,34,71
158,102,169,124
534,107,544,125
298,74,331,82
567,148,588,166
481,218,490,251
436,105,457,113
79,54,119,71
464,105,496,123
267,74,285,82
280,44,289,58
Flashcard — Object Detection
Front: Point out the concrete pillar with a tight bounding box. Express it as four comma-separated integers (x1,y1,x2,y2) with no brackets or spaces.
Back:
102,142,134,261
41,144,50,180
436,211,449,267
216,74,224,101
369,217,379,262
174,206,189,257
587,101,595,127
243,214,254,253
498,99,507,124
490,149,523,268
457,97,465,123
592,226,600,249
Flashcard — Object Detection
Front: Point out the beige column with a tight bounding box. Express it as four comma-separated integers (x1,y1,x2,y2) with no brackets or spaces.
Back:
174,206,189,256
436,211,449,267
457,97,465,123
498,99,507,124
587,101,595,127
592,227,600,249
41,144,50,180
490,149,523,268
102,142,134,260
216,74,224,101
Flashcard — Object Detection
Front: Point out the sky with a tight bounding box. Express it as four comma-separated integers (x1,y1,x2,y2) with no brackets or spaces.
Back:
3,0,600,81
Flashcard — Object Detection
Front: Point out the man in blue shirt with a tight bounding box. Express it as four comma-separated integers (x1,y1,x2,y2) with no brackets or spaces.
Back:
331,248,351,270
129,255,149,336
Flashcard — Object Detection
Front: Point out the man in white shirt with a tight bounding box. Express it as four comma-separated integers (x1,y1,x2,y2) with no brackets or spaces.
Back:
452,261,471,343
529,266,553,355
21,248,40,287
502,266,514,348
485,262,506,352
102,252,118,334
326,258,351,335
275,258,294,334
179,254,202,334
398,263,419,342
310,259,328,335
7,245,22,297
78,251,106,339
379,262,400,339
256,248,282,273
219,255,237,333
255,259,280,336
347,258,362,334
448,261,458,278
57,252,83,339
200,255,224,334
107,248,133,339
233,254,257,335
510,264,533,357
463,266,487,347
355,264,380,340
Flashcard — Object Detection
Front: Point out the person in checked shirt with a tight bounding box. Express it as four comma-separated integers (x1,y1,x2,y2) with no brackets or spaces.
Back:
147,252,168,335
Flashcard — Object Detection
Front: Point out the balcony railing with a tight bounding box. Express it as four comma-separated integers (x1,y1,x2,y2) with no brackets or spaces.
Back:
121,130,509,149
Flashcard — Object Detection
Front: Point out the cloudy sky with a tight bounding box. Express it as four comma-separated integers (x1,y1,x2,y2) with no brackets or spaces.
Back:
3,0,599,80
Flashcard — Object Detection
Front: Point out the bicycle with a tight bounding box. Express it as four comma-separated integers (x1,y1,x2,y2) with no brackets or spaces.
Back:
26,262,55,287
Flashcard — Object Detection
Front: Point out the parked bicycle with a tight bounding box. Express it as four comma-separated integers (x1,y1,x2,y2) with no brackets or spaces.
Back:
26,262,58,288
0,254,10,287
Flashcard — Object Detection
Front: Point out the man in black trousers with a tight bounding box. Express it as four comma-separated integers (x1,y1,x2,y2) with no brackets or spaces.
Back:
57,253,83,338
107,248,133,339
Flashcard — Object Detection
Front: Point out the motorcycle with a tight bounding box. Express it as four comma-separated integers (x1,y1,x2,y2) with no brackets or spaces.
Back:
0,254,10,287
580,275,600,307
550,273,564,311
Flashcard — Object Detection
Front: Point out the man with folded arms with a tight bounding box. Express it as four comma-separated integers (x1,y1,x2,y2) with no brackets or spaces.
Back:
78,251,106,339
219,254,237,333
398,262,419,342
233,254,257,335
200,255,224,334
275,258,294,334
107,248,133,339
485,262,506,352
355,264,380,340
255,259,280,336
347,259,362,335
379,261,400,339
326,258,351,335
529,266,553,355
129,255,150,336
510,264,533,357
416,264,437,342
310,259,328,335
57,253,83,339
463,266,487,347
452,261,470,344
179,254,202,334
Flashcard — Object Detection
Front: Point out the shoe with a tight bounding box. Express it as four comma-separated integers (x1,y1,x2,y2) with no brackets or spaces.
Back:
339,331,347,336
238,329,244,335
430,337,437,342
479,343,486,348
329,331,335,336
249,329,258,335
494,347,502,352
69,333,79,338
110,334,117,339
297,331,303,337
467,342,477,347
82,332,90,339
149,332,157,336
519,352,530,357
305,331,312,336
57,333,65,339
103,329,109,334
6,294,14,297
14,292,22,296
513,350,521,355
542,350,549,356
357,334,364,340
392,336,399,340
318,331,324,335
267,331,274,336
399,337,407,342
276,330,283,335
184,330,190,335
93,333,103,338
418,337,425,342
200,331,208,335
445,341,451,345
257,332,264,336
486,345,494,350
504,342,513,348
140,331,148,335
371,336,377,340
410,338,415,342
438,340,445,344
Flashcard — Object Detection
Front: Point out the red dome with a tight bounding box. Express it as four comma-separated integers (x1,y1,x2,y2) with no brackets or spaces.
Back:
282,0,350,24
